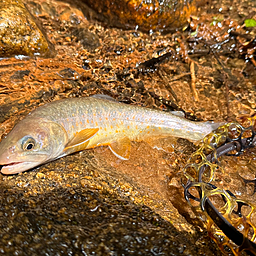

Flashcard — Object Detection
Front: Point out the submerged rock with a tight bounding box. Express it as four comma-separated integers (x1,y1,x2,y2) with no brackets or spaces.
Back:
83,0,197,32
0,0,55,58
70,26,100,51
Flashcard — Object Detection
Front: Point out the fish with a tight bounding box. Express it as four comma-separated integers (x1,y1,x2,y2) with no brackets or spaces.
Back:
0,95,221,174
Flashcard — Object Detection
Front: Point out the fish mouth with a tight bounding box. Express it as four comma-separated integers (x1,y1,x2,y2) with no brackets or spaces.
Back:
0,161,36,174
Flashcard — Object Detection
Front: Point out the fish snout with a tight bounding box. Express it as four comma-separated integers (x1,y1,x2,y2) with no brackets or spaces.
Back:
0,149,12,166
0,141,18,159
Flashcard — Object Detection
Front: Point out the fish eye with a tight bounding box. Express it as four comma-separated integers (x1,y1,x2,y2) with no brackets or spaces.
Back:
21,137,36,151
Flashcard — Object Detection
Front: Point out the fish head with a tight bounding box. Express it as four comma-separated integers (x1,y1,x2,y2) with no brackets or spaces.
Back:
0,117,68,174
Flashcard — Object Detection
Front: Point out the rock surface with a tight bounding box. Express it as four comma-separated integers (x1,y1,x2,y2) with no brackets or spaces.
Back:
84,0,197,32
0,0,54,57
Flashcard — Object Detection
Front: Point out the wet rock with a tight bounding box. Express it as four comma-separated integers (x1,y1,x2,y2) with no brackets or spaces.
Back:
83,0,197,32
10,70,30,81
0,0,55,58
58,68,81,80
70,27,100,51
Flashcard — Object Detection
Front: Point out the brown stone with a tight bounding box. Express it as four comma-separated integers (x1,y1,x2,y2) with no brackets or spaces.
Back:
0,0,55,57
83,0,197,32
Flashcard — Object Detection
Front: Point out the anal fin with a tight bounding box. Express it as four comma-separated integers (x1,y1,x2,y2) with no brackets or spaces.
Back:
108,137,131,160
146,137,177,153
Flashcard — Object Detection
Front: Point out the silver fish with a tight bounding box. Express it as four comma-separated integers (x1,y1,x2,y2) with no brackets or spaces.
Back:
0,95,221,174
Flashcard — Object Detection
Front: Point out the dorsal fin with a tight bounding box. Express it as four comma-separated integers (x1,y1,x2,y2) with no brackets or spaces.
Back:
171,111,185,117
108,137,131,160
91,94,118,102
64,128,99,151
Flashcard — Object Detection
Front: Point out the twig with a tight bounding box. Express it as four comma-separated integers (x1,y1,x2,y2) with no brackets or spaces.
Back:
190,61,198,101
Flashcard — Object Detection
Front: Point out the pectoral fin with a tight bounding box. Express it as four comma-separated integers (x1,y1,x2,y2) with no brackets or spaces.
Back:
109,137,131,160
64,128,99,152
